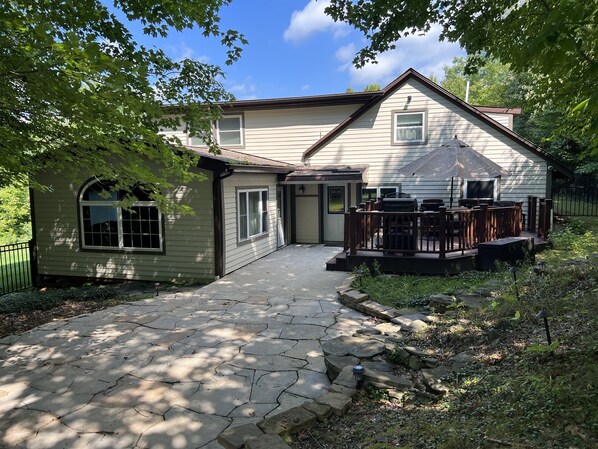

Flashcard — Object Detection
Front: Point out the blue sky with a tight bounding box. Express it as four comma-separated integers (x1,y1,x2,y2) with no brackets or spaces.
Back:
123,0,465,100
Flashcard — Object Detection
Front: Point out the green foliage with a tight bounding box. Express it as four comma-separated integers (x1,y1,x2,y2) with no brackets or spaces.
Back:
442,57,516,107
326,0,598,154
355,271,496,309
0,184,31,244
0,1,247,209
0,284,125,314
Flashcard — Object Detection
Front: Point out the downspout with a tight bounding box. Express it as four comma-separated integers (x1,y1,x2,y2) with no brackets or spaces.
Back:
213,167,234,279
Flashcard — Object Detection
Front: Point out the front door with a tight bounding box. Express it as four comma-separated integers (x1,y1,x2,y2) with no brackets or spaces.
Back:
323,183,347,243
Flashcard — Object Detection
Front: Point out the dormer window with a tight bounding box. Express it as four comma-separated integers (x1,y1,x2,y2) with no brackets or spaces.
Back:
393,111,426,144
217,115,244,146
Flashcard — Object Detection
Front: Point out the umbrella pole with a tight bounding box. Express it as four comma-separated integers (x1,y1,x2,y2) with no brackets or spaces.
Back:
450,177,454,208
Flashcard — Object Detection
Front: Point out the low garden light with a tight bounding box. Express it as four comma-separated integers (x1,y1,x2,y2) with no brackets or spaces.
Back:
155,282,160,296
536,310,552,345
352,362,365,389
534,261,547,276
509,266,520,300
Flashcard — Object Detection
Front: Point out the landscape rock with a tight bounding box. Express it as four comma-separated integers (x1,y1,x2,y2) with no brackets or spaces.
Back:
315,392,353,416
245,433,292,449
450,351,477,368
302,400,333,421
355,300,399,320
339,290,369,307
391,316,428,332
364,370,413,390
428,294,456,313
324,354,359,381
218,423,265,449
321,335,386,359
421,366,453,394
258,406,317,437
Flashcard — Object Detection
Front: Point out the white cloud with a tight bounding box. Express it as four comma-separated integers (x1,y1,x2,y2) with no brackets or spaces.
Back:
284,0,349,43
301,84,311,92
226,80,258,100
336,25,464,88
167,43,209,63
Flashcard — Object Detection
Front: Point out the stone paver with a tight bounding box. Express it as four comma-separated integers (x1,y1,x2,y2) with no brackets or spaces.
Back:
0,245,369,448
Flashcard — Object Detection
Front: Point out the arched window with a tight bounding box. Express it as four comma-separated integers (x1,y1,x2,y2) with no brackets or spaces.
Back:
79,180,163,251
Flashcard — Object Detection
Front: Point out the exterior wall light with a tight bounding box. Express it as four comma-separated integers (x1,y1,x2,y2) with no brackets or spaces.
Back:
298,185,305,195
353,362,365,389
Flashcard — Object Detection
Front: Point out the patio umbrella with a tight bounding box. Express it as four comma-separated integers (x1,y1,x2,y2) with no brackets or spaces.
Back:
397,136,506,207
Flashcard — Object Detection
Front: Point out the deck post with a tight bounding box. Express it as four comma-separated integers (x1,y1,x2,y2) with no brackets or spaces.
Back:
349,206,357,256
477,204,489,244
515,202,523,236
438,206,447,259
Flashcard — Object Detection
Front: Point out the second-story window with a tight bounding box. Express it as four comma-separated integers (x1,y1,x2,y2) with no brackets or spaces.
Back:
393,111,426,144
218,115,243,146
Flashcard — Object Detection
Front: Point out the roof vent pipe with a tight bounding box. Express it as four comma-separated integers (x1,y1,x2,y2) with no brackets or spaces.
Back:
465,80,470,103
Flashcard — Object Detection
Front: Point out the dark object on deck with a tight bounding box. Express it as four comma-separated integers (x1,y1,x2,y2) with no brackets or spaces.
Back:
381,198,418,212
381,199,418,253
459,198,494,207
477,237,534,271
421,199,445,211
495,200,516,207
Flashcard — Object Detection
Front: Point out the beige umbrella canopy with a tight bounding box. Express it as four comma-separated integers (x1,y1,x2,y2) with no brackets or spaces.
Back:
398,136,506,207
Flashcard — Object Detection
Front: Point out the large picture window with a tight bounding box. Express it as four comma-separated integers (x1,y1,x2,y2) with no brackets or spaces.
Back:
217,115,243,146
238,188,268,241
464,179,498,200
79,180,163,251
393,111,426,143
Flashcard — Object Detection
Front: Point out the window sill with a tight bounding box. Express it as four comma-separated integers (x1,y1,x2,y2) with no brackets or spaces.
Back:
237,232,269,246
80,246,165,255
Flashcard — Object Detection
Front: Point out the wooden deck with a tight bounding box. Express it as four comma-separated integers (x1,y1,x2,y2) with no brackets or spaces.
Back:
327,196,550,275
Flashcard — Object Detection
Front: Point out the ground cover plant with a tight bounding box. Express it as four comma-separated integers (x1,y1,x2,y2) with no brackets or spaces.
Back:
0,282,159,338
292,216,598,449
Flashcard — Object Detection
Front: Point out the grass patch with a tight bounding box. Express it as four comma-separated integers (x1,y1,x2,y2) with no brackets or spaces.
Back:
0,243,31,294
353,268,502,309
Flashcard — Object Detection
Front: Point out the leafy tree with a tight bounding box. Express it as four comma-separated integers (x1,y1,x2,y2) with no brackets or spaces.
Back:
0,0,247,210
326,0,598,153
441,56,597,174
441,57,517,107
364,83,381,91
0,185,31,245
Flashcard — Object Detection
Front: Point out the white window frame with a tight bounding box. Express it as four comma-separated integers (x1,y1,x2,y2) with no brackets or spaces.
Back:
463,178,500,200
362,185,401,201
79,180,163,252
392,111,426,144
237,188,268,242
217,114,244,147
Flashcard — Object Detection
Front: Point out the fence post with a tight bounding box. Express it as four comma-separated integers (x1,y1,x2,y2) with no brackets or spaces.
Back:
545,199,553,238
349,206,357,256
527,195,537,232
538,199,546,238
438,207,447,259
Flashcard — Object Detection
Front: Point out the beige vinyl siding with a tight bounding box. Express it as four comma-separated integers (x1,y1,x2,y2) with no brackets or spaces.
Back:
222,173,278,275
242,105,360,164
484,112,513,130
295,184,320,243
309,79,546,215
33,170,215,283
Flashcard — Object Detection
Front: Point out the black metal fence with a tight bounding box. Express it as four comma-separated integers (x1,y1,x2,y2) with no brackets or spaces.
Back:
0,241,34,295
552,175,598,216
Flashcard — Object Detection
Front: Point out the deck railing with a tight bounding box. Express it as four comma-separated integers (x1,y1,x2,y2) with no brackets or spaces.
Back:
345,202,523,258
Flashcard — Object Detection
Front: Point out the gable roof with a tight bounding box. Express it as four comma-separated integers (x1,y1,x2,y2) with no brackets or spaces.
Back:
301,68,571,176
